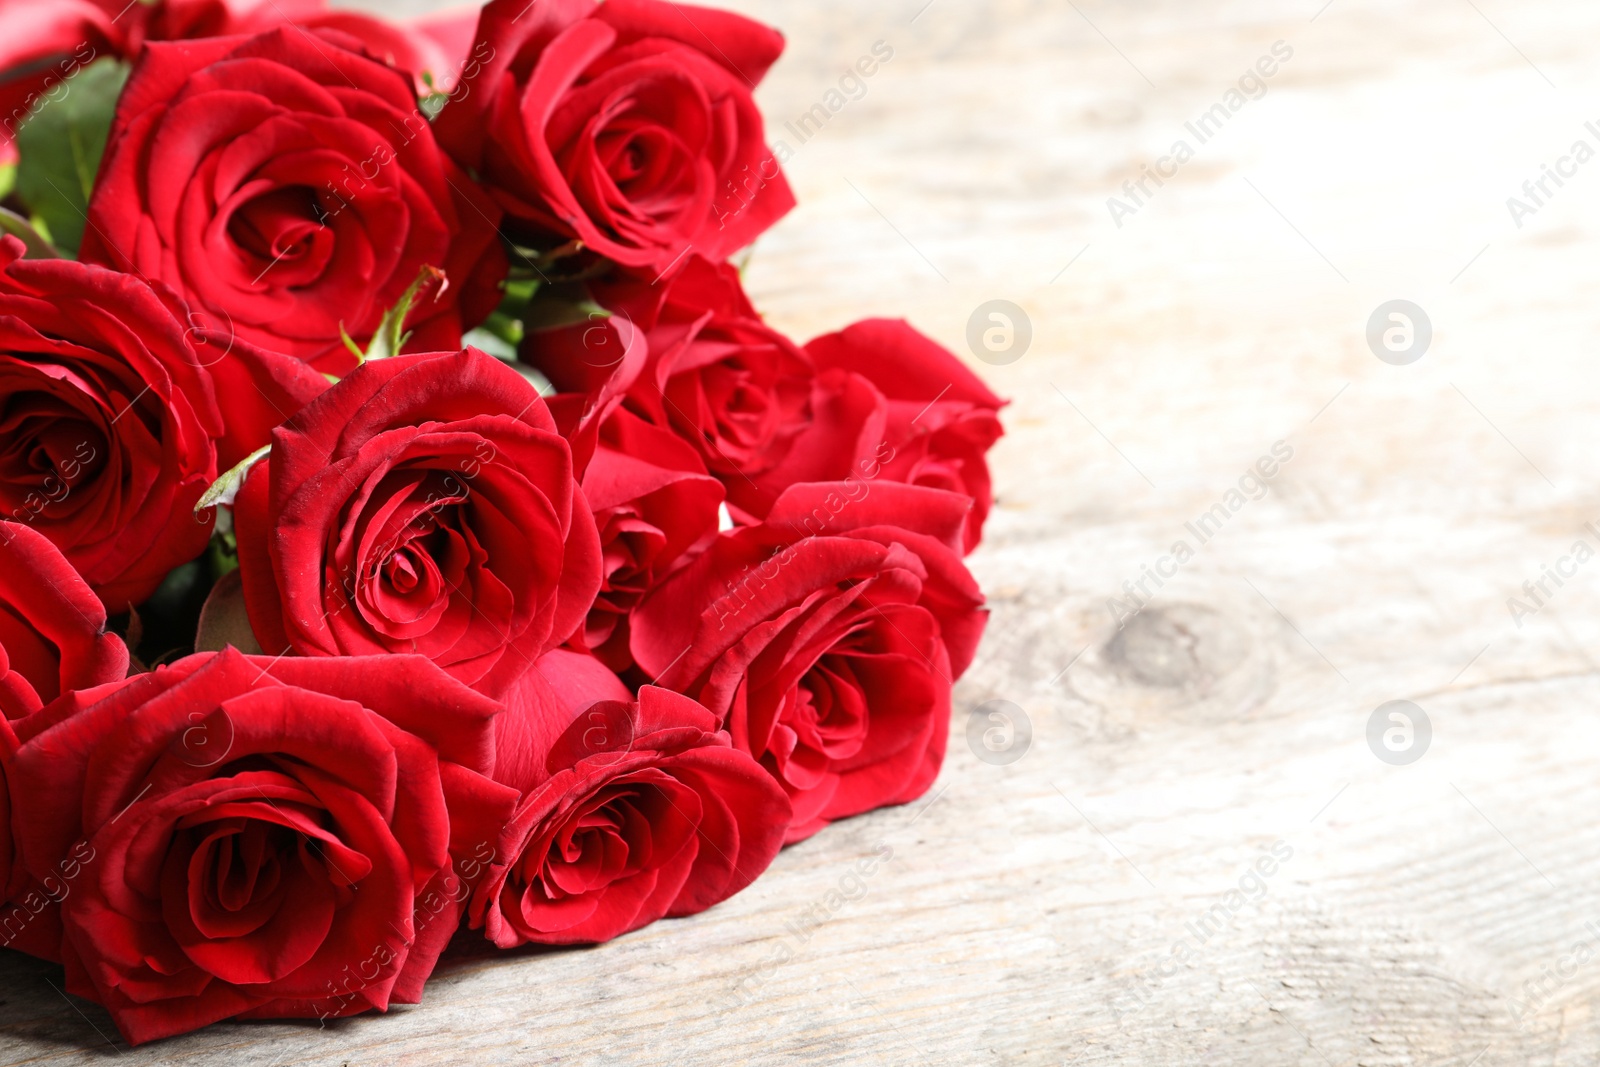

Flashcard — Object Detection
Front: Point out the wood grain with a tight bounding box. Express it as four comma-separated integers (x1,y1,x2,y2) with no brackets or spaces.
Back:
7,0,1600,1063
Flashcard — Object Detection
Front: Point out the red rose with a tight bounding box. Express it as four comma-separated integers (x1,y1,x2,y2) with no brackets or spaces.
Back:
218,2,481,92
529,256,817,522
0,0,123,65
491,647,633,797
531,259,928,523
807,320,1005,553
140,0,325,39
728,367,891,522
516,299,650,476
0,521,127,720
405,9,486,92
578,410,724,671
0,517,129,960
632,482,986,841
193,329,330,471
470,685,789,946
0,0,475,166
81,27,506,373
437,0,795,277
0,713,20,914
235,347,603,699
0,238,222,609
286,11,480,93
0,518,131,959
4,648,519,1045
0,1,123,165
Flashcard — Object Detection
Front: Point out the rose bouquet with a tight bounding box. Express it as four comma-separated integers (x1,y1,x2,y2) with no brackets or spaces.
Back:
0,0,1003,1044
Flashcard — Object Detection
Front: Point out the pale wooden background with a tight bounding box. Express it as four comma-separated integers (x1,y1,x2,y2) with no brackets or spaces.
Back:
7,0,1600,1063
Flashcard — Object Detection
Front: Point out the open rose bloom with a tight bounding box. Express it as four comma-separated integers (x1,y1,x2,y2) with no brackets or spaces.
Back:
0,0,1003,1045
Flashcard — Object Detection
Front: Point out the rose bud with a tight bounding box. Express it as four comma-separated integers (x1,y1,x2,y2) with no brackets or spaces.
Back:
436,0,795,278
632,482,986,842
5,649,519,1045
235,347,603,699
81,26,506,373
470,684,790,946
806,319,1005,553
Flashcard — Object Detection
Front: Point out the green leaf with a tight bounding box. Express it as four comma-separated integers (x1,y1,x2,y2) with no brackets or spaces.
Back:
195,445,270,514
504,277,541,306
473,278,543,346
481,310,525,347
359,265,446,362
15,58,130,258
0,205,61,258
339,324,365,362
0,164,14,201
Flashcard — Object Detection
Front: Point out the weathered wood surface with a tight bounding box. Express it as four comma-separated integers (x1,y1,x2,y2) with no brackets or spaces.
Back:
8,0,1600,1063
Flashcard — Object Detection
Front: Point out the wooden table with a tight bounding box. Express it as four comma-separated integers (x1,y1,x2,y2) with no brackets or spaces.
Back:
7,0,1600,1063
